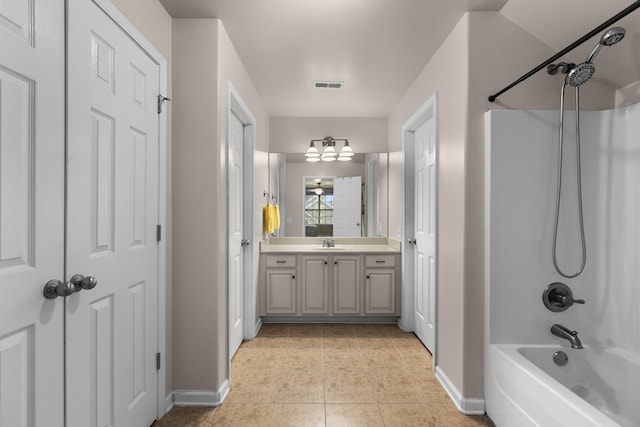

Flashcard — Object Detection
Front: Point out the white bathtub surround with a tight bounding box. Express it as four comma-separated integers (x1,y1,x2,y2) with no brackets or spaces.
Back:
485,105,640,426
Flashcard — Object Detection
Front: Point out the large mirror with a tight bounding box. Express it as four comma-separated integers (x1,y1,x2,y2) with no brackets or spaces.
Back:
268,152,388,237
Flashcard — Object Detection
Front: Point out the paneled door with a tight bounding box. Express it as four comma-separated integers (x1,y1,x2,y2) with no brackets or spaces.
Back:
66,1,160,426
413,112,436,353
229,111,244,358
334,176,362,237
0,1,65,426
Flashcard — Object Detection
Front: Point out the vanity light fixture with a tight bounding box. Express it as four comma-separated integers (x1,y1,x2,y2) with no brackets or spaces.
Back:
305,137,353,162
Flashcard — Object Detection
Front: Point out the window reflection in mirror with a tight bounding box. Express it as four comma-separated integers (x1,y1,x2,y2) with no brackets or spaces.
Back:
304,178,334,237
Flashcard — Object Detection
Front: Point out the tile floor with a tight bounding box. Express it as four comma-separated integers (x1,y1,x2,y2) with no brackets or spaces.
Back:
153,323,495,427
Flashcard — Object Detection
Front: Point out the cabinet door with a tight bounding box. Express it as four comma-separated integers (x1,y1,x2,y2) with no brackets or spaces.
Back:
301,255,330,314
333,255,361,314
265,269,297,314
365,269,396,314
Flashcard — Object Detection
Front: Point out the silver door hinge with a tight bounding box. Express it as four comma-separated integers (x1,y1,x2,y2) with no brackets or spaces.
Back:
157,224,161,242
157,95,171,114
156,352,161,370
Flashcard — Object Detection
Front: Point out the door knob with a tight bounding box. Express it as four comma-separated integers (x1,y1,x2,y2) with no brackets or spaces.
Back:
69,274,98,292
241,239,250,246
407,238,416,244
43,279,75,299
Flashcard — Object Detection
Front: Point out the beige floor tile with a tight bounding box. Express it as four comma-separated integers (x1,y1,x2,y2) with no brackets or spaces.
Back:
379,403,440,427
352,324,390,337
286,336,323,350
325,371,372,388
266,403,325,427
277,353,323,373
153,406,216,427
325,403,384,427
357,336,397,351
288,323,323,337
377,324,406,336
323,352,368,372
257,323,290,337
372,381,428,404
243,336,288,349
277,370,324,387
225,382,274,403
160,324,496,427
393,335,430,353
272,384,325,403
322,336,359,351
364,351,406,369
321,323,355,337
208,403,272,427
324,385,377,404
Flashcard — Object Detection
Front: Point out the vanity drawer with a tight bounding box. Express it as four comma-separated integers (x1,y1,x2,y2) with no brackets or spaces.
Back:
266,255,297,267
364,255,396,267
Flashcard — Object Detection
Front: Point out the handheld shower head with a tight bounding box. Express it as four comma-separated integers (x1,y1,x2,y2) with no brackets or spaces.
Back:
586,26,625,63
565,26,625,87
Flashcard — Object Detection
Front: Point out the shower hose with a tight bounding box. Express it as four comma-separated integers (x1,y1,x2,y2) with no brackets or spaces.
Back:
552,82,587,278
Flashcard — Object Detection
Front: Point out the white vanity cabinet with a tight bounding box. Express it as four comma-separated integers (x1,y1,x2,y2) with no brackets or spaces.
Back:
332,255,362,314
264,255,297,315
259,250,400,319
300,255,330,314
364,255,397,314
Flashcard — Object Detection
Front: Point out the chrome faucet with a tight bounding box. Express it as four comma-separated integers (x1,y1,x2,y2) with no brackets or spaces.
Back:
322,238,336,248
550,324,583,349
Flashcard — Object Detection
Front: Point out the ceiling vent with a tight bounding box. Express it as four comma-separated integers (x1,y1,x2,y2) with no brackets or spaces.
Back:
314,81,343,89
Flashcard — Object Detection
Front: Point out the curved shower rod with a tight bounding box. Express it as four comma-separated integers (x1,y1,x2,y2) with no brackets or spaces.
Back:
488,0,640,103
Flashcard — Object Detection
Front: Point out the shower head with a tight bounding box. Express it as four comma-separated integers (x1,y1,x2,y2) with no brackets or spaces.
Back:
565,62,595,87
586,26,626,63
565,27,625,87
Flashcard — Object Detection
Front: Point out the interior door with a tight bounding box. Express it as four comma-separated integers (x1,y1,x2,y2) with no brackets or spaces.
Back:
0,1,65,426
334,176,362,237
413,116,436,352
229,111,244,358
66,1,160,426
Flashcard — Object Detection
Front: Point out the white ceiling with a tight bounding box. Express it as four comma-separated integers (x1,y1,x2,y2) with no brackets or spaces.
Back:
159,0,640,117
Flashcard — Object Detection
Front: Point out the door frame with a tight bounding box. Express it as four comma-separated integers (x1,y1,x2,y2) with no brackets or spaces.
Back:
401,93,438,361
227,82,256,353
87,0,169,417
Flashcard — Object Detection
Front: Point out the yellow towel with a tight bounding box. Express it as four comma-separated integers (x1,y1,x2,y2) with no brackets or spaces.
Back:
273,204,280,231
264,203,275,235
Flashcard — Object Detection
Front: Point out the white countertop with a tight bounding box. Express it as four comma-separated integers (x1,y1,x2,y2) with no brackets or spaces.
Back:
260,237,401,254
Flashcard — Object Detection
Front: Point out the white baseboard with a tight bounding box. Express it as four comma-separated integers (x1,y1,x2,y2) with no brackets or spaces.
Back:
252,317,263,339
435,366,485,415
163,393,174,414
172,380,230,407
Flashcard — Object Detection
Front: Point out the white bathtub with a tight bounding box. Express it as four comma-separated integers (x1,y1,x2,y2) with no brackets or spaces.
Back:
486,344,640,427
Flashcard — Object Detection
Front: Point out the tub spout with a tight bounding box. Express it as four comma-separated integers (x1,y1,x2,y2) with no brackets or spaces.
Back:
551,324,583,349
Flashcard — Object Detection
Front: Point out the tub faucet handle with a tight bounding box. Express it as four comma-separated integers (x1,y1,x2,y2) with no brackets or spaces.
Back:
543,282,585,312
555,294,585,306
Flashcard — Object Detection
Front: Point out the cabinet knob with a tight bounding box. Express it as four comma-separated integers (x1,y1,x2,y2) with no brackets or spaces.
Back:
324,261,328,265
366,275,370,279
334,261,338,264
292,275,296,279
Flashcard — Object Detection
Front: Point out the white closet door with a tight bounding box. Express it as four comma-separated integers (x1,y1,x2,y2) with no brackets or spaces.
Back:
229,111,244,359
66,1,160,426
0,1,65,426
414,115,436,353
